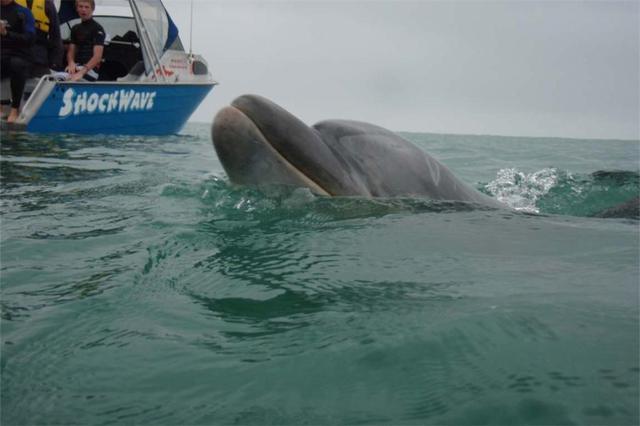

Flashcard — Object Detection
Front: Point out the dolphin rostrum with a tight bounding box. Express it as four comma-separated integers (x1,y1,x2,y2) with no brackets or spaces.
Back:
211,94,504,208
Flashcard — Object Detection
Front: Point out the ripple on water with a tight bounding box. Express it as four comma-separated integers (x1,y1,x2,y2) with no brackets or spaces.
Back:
1,128,638,425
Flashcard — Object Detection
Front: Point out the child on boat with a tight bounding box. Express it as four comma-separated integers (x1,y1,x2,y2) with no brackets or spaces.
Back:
64,0,104,81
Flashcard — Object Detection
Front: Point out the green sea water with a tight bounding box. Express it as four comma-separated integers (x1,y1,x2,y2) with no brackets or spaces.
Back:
1,124,638,425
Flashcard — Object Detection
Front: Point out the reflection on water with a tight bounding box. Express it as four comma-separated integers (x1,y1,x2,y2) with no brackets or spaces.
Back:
1,126,638,425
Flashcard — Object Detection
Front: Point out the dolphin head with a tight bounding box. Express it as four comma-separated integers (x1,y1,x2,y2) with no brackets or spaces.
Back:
211,94,505,207
212,94,365,196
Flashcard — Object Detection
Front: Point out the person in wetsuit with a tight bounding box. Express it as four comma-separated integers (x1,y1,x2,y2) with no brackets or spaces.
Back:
16,0,63,76
0,0,35,123
65,0,104,81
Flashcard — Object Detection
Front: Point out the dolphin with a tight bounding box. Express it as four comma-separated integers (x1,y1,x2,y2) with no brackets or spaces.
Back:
211,94,504,208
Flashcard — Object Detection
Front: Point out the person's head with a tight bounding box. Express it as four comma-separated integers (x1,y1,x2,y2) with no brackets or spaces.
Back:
75,0,94,21
1,0,15,6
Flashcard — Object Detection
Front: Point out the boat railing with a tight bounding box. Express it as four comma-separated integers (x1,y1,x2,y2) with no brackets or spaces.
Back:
17,76,58,125
106,39,141,49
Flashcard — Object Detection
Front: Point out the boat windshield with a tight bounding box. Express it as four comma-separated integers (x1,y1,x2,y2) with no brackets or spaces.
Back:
136,0,169,54
60,15,138,43
58,0,182,51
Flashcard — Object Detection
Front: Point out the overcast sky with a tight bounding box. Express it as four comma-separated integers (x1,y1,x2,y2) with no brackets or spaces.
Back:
161,0,639,140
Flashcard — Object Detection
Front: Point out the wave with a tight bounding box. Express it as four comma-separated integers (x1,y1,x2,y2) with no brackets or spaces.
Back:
162,168,639,221
184,177,502,225
192,168,640,221
483,168,639,218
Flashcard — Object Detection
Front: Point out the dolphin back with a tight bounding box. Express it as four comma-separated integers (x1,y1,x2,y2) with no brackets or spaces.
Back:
313,120,502,206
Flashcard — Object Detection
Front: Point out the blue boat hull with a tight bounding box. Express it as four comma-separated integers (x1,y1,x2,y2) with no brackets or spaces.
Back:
26,82,214,135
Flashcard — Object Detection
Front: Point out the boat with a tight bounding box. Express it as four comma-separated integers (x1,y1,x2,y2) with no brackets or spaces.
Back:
2,0,216,135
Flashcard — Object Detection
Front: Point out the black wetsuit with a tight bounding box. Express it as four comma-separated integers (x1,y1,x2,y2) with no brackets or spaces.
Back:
70,18,105,66
0,1,35,109
30,0,64,75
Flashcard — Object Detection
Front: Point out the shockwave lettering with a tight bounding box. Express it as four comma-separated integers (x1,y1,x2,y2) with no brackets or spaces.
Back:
59,89,157,117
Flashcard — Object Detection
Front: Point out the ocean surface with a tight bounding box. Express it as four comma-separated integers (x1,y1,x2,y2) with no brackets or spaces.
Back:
1,123,638,425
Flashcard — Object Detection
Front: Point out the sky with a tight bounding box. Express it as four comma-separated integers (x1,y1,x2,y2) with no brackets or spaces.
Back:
161,0,639,140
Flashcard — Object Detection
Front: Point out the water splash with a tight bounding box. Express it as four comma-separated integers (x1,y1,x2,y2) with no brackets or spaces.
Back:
484,168,639,217
484,168,561,213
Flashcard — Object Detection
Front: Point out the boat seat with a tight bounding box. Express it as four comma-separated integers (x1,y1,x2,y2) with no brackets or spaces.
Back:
117,61,145,82
99,31,143,81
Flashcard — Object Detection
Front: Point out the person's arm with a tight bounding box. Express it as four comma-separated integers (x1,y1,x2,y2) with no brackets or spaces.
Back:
3,9,36,47
82,44,103,73
69,44,103,81
66,43,77,73
65,23,78,73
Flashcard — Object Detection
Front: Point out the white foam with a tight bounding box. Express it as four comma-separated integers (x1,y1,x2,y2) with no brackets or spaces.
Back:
484,168,561,213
